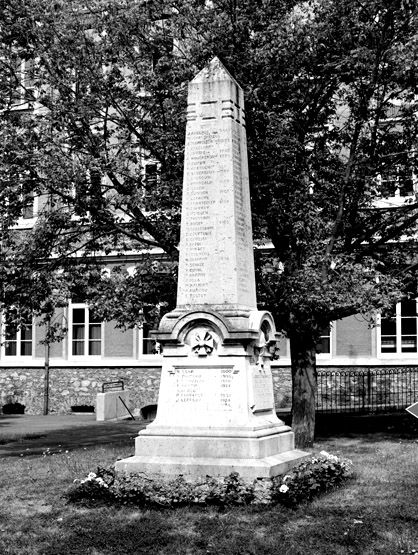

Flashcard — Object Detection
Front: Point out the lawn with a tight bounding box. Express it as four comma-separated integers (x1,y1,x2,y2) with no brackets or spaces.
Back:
0,429,417,555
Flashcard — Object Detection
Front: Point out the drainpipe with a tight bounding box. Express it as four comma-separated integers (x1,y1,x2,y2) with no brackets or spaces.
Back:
43,317,51,416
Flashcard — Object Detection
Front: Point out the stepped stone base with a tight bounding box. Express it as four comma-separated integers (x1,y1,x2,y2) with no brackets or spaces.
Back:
116,451,309,481
115,429,309,480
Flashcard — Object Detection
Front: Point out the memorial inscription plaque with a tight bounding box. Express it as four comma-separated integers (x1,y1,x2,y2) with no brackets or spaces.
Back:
173,366,234,412
251,369,274,412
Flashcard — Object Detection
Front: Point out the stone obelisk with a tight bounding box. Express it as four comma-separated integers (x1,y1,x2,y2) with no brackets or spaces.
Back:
116,58,308,480
176,59,256,313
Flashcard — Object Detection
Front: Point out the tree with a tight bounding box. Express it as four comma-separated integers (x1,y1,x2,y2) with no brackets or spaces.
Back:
0,0,418,446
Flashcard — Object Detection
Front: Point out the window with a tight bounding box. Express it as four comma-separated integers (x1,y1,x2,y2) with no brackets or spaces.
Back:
316,325,331,355
380,300,418,354
74,168,104,216
3,173,37,225
377,129,416,198
22,191,35,219
3,317,33,357
6,57,36,109
142,161,160,211
16,170,37,221
71,305,102,356
144,163,158,189
141,322,161,355
378,163,414,198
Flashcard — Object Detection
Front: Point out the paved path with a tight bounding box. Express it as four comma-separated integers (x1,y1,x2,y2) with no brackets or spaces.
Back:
0,414,146,458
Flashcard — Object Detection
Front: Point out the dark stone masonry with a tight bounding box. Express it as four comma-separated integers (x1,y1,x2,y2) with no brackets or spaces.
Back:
1,365,415,416
0,365,291,417
0,366,161,417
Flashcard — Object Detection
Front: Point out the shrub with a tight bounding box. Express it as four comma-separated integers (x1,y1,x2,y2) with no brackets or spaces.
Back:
66,466,114,503
66,470,257,507
66,452,354,508
2,402,25,415
272,451,354,507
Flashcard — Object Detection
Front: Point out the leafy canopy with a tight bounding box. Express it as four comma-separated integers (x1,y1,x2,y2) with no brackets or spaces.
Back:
0,0,417,342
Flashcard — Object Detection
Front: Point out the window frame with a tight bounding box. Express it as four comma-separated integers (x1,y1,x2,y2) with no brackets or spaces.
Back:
7,57,37,111
316,324,333,359
378,300,418,357
69,303,103,358
285,323,334,360
377,163,416,199
21,189,37,220
1,314,33,359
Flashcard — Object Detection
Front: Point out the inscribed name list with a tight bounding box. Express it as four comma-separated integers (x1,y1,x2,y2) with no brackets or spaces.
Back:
173,366,234,412
176,69,256,309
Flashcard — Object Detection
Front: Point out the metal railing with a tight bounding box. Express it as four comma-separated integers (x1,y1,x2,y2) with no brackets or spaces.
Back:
316,367,418,414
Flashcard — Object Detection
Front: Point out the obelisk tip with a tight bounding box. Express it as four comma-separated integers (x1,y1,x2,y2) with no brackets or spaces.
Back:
191,56,238,85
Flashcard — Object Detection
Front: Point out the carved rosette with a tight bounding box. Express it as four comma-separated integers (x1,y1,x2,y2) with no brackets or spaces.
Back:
191,330,215,356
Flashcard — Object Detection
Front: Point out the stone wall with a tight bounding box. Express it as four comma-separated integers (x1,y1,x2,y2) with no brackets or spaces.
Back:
272,367,292,409
0,366,161,417
0,365,290,416
2,364,416,416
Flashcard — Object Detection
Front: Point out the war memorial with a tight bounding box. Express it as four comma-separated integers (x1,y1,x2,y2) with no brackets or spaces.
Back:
116,57,308,480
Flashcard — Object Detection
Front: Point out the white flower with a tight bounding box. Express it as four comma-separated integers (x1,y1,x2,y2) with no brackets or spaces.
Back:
95,477,108,487
282,475,291,482
320,451,339,462
87,472,97,480
279,484,289,493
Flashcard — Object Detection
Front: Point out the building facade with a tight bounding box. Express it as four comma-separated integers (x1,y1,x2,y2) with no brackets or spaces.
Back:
1,6,417,416
1,299,418,415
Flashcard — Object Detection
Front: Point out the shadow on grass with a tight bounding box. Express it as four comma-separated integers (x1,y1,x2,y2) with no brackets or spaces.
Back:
281,411,418,441
39,510,206,555
0,433,46,446
32,506,363,555
315,412,418,441
0,419,145,458
0,415,26,429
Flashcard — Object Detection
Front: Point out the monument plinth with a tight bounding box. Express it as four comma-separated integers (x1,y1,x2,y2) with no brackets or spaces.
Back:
116,58,308,480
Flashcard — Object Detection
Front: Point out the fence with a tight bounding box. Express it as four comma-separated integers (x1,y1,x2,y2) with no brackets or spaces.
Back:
316,367,418,414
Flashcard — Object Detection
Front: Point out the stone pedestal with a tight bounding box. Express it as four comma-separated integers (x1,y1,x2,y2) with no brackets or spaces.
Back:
116,58,309,481
116,310,307,480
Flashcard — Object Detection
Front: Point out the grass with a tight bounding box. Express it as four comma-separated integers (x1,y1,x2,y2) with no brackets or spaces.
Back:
0,431,417,555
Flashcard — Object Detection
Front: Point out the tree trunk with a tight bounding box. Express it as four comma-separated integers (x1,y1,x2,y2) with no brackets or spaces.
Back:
289,333,317,449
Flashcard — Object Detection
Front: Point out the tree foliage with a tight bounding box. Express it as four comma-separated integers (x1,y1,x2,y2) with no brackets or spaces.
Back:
1,0,418,445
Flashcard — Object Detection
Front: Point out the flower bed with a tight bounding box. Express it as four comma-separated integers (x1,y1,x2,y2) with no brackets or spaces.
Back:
66,452,354,508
